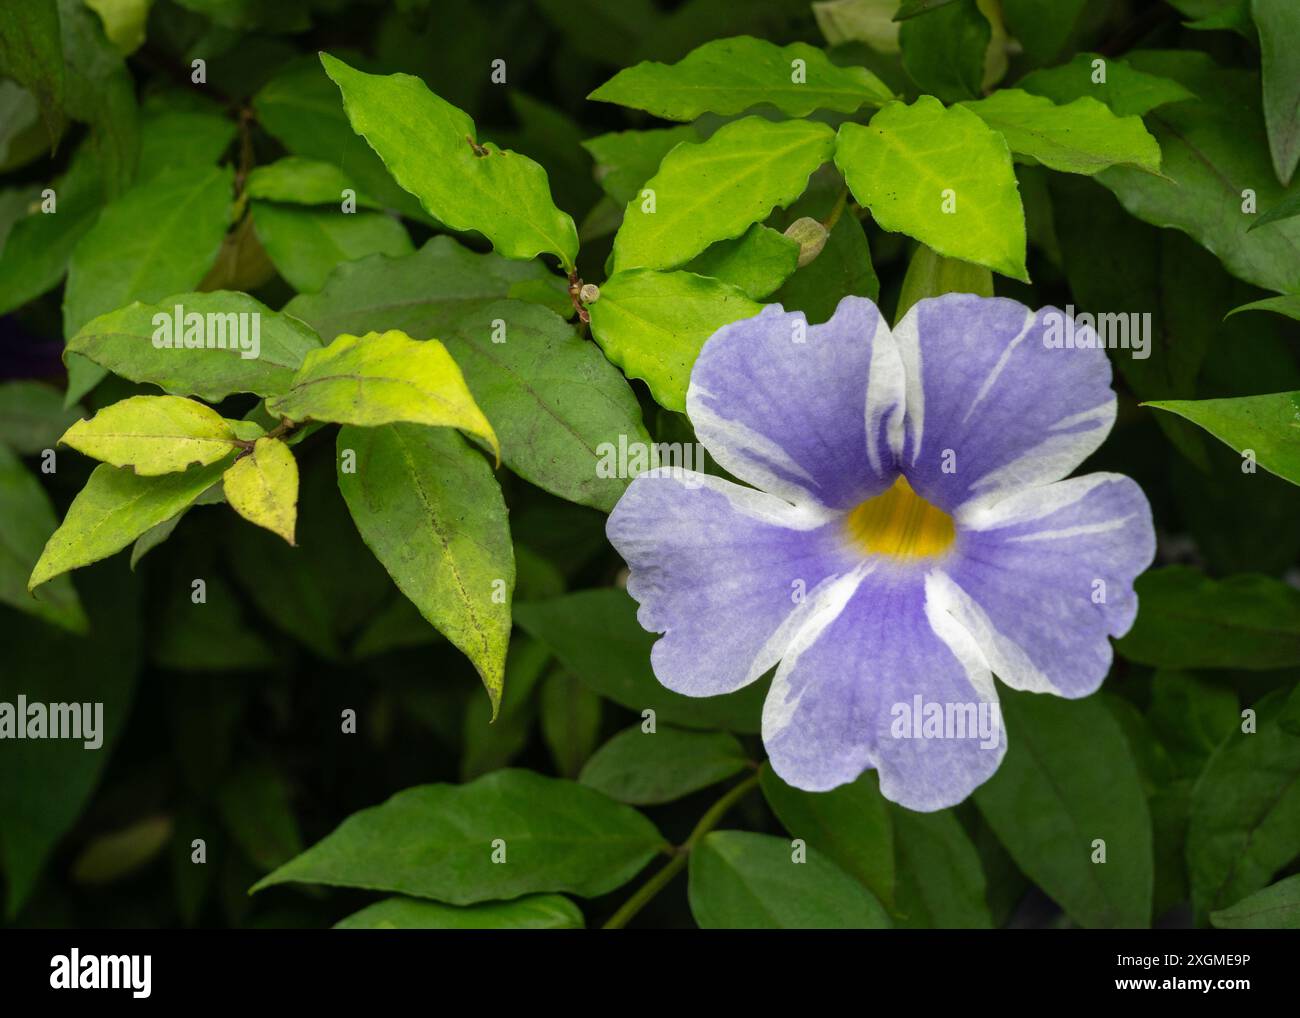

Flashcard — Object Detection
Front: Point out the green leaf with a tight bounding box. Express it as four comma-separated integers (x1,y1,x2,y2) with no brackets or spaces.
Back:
0,381,82,455
246,157,375,207
60,395,241,475
1254,0,1300,186
71,815,172,886
28,458,230,591
836,97,1028,281
0,0,64,145
63,164,233,340
588,36,891,121
250,202,413,294
1148,670,1240,780
540,670,603,779
0,444,86,633
336,424,512,713
959,90,1162,176
898,0,990,103
0,565,140,917
1097,51,1300,295
1210,873,1300,929
223,437,298,545
319,52,578,270
439,299,650,512
772,198,880,323
1118,566,1300,670
973,689,1153,928
688,830,892,929
1248,191,1300,232
582,126,696,206
895,243,993,323
251,769,664,903
58,0,137,197
1145,393,1300,487
252,57,429,222
1018,52,1196,117
335,894,586,930
1227,295,1300,319
1000,0,1088,63
892,806,994,927
580,725,748,805
588,269,762,412
1188,686,1300,917
759,765,894,909
135,105,236,183
267,329,498,457
0,143,102,316
67,291,323,403
611,117,835,273
686,223,800,300
513,588,768,733
282,235,556,345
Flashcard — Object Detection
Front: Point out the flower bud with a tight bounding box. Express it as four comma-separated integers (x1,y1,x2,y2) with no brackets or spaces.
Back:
784,217,829,267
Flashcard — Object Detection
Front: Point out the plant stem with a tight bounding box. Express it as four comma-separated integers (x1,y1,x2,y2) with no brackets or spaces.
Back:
602,772,760,930
822,187,849,232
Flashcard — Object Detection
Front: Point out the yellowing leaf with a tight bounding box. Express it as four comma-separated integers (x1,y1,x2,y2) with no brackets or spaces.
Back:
266,329,499,460
223,437,299,545
61,394,241,475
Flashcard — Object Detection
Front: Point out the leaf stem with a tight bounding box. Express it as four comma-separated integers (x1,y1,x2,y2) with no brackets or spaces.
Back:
822,187,849,231
602,772,760,930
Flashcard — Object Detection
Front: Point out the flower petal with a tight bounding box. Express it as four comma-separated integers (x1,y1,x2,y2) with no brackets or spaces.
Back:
762,567,1005,811
937,473,1156,698
686,296,904,511
895,294,1116,513
607,468,856,697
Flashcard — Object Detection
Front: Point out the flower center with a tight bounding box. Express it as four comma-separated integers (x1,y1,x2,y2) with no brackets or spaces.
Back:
845,476,956,560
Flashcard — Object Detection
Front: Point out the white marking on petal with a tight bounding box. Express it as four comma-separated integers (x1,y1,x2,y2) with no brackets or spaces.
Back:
1007,516,1134,543
891,307,926,466
923,572,997,703
761,564,872,738
962,307,1037,425
638,467,837,530
865,310,907,472
926,570,1057,694
956,472,1118,530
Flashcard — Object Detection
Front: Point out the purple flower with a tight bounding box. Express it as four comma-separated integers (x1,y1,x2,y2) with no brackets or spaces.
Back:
606,295,1155,811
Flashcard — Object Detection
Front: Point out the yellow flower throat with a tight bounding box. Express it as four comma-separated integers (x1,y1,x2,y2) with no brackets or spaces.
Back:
845,476,956,560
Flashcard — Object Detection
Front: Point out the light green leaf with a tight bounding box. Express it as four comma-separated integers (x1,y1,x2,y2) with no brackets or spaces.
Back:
580,726,748,805
1210,873,1300,929
612,117,835,273
252,769,665,903
892,806,993,927
223,437,298,545
514,588,767,733
836,97,1028,281
1097,51,1300,295
588,269,762,412
973,689,1153,928
1254,0,1300,186
813,0,901,52
438,299,650,512
1188,686,1300,918
1146,392,1300,487
689,830,892,929
67,291,323,403
60,394,240,475
582,126,696,206
28,458,231,590
960,90,1162,176
588,36,891,121
895,243,993,323
267,329,498,458
0,444,86,632
336,424,512,713
135,106,234,182
1018,52,1196,117
251,201,412,294
335,894,586,930
759,765,894,909
63,164,232,340
1118,566,1300,670
1227,295,1300,319
0,381,82,455
246,157,375,207
320,53,577,270
686,223,800,299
